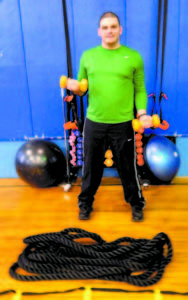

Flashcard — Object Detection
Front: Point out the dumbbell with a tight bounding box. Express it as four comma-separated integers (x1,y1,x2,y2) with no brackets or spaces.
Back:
59,76,88,95
104,158,114,167
132,115,160,167
132,114,160,132
77,160,83,166
104,149,113,167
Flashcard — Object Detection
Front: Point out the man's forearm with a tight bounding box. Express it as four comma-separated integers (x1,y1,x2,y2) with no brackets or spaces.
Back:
137,109,147,118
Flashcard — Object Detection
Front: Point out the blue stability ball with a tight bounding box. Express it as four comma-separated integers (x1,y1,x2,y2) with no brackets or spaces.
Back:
16,140,67,188
144,136,180,182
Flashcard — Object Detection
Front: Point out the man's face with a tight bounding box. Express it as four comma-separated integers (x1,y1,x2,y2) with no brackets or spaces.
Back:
98,17,122,47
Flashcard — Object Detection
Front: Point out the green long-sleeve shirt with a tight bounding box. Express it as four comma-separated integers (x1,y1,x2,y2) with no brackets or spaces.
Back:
78,45,147,123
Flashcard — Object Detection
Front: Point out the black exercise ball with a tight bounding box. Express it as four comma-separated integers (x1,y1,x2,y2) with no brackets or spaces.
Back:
16,140,67,188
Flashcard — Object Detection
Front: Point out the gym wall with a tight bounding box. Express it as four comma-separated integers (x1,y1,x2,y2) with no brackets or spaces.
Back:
0,0,187,178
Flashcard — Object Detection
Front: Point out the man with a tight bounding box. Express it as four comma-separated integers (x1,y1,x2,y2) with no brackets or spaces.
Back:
66,12,152,221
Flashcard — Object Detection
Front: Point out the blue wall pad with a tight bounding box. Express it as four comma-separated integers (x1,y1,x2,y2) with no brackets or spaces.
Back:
176,0,188,135
0,0,33,140
176,137,188,176
20,0,67,138
0,141,25,178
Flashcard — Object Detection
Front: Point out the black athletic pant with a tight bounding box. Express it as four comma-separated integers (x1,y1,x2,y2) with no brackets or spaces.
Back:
78,118,145,209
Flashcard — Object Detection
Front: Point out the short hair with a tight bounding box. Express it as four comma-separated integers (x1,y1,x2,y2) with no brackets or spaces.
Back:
99,12,121,26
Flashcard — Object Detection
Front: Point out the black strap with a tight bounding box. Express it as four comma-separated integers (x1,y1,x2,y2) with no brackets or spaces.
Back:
151,0,168,122
155,0,168,90
150,0,162,115
62,0,72,79
151,93,157,116
155,0,162,91
62,0,79,125
159,0,168,122
160,0,168,90
62,0,82,183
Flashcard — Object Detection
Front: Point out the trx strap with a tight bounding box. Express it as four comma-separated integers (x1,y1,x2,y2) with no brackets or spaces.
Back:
62,0,82,130
62,0,83,183
160,0,168,90
155,0,162,92
62,0,86,176
149,0,169,130
62,0,72,79
159,0,169,129
62,0,72,183
62,0,72,126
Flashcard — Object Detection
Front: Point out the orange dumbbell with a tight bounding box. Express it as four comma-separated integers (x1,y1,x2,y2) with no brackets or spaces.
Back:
137,156,144,166
105,149,113,159
132,114,160,132
136,140,143,148
136,147,143,154
59,76,88,92
104,149,113,167
135,133,142,141
104,158,114,167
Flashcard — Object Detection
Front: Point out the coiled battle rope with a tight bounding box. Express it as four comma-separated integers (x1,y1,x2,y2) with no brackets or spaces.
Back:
9,228,173,287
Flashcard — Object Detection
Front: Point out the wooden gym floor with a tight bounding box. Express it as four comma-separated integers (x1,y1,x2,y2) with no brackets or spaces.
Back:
0,177,188,299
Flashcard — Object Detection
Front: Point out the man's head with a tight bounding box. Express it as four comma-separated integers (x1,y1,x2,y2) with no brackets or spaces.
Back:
98,12,122,49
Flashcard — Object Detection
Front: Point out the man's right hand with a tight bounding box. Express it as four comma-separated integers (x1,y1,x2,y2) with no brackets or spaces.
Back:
66,78,82,95
66,78,79,91
60,76,87,96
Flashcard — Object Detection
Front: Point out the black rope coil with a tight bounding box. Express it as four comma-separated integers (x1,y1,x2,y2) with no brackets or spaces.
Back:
9,228,173,287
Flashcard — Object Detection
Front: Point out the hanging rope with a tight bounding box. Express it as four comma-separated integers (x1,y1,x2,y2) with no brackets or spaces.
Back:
149,0,169,130
9,228,173,287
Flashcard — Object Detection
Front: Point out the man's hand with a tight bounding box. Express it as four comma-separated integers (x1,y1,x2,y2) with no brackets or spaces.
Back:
139,115,153,128
66,78,81,94
66,78,87,96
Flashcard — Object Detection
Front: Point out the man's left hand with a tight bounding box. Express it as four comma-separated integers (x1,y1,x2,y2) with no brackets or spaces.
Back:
139,115,153,128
